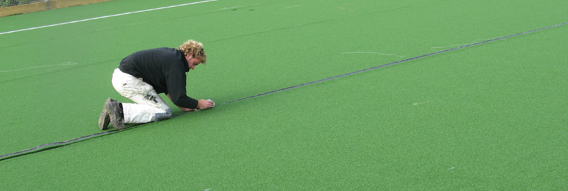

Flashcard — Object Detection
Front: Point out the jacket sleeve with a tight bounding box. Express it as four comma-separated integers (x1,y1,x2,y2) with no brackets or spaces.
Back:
165,70,199,109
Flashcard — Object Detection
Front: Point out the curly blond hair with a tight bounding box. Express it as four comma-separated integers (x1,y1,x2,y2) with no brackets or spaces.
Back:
178,40,207,64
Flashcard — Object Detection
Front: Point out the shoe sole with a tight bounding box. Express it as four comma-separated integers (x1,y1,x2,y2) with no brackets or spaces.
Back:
98,98,114,130
104,99,125,130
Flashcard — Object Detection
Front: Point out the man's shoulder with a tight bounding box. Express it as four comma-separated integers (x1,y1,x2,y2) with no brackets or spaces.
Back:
135,48,183,61
137,47,177,54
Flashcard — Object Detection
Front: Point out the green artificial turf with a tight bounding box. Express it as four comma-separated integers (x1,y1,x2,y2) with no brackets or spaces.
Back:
0,0,567,190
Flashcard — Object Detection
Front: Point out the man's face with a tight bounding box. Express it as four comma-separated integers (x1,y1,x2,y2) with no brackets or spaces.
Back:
186,55,203,70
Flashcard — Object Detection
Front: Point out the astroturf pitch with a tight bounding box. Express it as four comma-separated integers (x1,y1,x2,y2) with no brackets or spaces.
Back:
1,0,567,190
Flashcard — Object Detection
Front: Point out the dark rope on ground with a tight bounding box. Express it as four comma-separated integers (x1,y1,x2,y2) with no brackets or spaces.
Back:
1,21,566,161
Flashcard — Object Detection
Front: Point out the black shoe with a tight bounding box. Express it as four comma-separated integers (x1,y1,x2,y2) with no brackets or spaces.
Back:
103,98,125,130
98,98,115,130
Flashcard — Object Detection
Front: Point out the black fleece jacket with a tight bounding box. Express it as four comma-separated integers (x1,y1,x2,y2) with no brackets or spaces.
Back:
118,47,198,109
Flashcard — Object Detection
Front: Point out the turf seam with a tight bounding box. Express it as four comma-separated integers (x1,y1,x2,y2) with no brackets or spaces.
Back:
1,21,566,161
218,21,568,105
0,58,122,84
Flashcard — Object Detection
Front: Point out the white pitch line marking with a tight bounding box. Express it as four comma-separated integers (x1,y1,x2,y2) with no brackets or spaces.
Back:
0,0,217,35
0,61,78,73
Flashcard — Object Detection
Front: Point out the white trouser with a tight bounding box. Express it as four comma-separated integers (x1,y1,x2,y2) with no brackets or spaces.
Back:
111,68,172,123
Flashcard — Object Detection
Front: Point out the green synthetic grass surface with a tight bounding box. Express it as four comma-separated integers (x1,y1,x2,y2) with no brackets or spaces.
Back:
1,0,567,190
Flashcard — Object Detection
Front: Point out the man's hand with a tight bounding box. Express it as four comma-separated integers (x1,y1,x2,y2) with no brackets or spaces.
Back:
197,99,215,110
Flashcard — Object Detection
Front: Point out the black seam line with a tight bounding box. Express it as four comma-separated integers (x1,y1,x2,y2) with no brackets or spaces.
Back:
218,21,568,106
1,21,566,161
0,58,121,84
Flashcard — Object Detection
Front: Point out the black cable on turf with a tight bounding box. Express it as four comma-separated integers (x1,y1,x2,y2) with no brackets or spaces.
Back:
1,21,567,161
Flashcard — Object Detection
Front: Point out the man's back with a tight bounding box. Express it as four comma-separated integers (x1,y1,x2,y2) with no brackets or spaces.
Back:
118,47,189,94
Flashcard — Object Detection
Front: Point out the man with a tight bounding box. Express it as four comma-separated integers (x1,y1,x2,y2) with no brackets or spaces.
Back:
98,39,215,130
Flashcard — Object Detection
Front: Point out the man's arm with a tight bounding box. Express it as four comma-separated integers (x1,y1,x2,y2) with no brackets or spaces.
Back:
167,94,214,111
167,94,196,112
